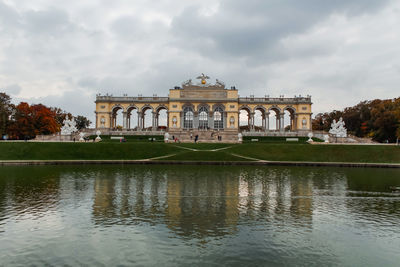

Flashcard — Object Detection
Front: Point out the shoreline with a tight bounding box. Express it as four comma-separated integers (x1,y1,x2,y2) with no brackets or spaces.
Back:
1,159,399,168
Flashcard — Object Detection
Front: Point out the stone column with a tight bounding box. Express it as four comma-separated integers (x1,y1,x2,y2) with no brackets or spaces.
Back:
280,114,284,132
265,112,270,132
166,111,169,129
137,111,142,131
180,111,184,129
122,112,127,129
293,114,298,131
95,113,98,129
193,111,199,129
109,113,113,129
209,111,214,130
261,115,265,130
249,112,255,131
290,115,294,131
151,112,156,131
223,112,227,129
156,114,159,130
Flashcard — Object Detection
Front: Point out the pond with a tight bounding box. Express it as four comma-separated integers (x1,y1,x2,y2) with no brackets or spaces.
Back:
0,165,399,266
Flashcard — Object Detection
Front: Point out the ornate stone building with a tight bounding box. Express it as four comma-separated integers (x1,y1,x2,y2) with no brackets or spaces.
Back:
95,74,312,140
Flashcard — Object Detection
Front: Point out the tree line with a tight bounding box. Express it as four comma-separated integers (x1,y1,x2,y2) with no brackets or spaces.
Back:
0,92,91,140
312,97,400,143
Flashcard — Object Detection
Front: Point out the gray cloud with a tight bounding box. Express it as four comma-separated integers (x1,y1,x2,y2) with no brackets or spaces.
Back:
0,0,399,123
171,0,390,62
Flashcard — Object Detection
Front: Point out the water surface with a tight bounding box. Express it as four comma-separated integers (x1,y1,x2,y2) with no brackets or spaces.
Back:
0,165,399,266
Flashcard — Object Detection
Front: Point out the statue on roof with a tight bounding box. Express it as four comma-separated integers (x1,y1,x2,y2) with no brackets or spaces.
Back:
196,73,210,85
182,79,192,86
215,79,225,87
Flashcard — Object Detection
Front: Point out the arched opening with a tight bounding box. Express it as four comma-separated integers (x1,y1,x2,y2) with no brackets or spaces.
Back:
183,107,194,129
142,107,153,130
111,106,123,130
268,108,281,131
156,106,168,130
127,106,138,130
254,107,266,131
198,106,208,129
239,107,251,131
213,106,224,129
283,107,296,131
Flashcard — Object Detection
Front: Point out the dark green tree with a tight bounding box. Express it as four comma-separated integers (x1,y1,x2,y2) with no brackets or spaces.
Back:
0,92,15,137
75,115,91,130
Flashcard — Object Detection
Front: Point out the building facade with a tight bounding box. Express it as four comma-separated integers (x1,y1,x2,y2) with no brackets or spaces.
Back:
95,74,312,133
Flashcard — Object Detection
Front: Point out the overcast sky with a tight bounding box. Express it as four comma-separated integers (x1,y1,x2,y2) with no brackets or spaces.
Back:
1,0,399,122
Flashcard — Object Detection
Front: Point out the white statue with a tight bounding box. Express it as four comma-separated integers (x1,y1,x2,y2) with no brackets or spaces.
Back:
95,130,102,142
79,132,85,142
238,133,243,142
216,79,225,87
329,117,347,138
61,118,78,135
164,132,170,142
307,132,313,142
230,116,235,128
324,134,330,143
182,79,192,86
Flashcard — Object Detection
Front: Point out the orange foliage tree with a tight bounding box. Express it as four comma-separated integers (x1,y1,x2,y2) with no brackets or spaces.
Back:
8,102,60,139
31,104,60,135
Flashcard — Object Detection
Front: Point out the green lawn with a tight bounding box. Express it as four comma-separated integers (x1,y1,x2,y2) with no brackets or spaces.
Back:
227,143,400,163
0,142,182,160
172,143,235,150
162,150,249,161
0,141,399,163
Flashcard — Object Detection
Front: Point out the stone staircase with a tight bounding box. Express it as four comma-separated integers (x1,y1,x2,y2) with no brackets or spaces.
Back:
167,129,240,143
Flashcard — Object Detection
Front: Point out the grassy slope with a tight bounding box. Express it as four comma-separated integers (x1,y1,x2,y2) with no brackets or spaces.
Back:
163,150,249,161
0,142,182,160
227,143,400,163
0,141,399,163
172,143,234,150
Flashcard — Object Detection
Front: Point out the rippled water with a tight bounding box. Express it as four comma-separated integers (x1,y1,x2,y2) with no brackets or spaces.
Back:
0,165,400,266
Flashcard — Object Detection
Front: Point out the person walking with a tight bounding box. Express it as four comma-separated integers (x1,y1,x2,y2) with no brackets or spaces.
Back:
194,134,199,143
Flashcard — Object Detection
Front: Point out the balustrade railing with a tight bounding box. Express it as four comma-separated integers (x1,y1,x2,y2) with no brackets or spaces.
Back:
239,97,311,104
96,96,169,102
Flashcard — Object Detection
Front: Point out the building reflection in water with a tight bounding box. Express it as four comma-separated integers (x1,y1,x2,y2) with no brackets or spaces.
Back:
1,165,400,241
90,166,336,238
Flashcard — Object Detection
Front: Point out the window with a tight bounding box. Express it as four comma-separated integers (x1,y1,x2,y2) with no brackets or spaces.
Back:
214,107,224,129
183,107,193,128
199,106,208,129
